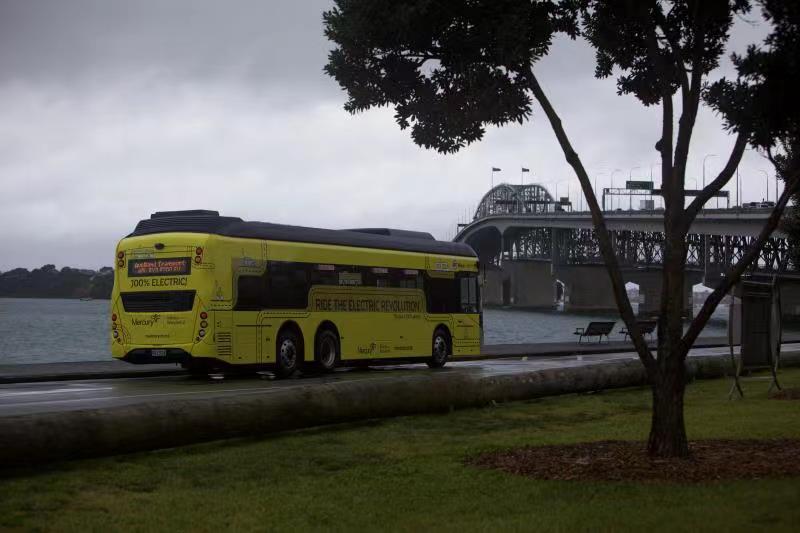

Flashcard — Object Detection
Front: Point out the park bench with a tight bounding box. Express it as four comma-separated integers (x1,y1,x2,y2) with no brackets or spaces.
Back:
574,321,615,344
619,320,658,341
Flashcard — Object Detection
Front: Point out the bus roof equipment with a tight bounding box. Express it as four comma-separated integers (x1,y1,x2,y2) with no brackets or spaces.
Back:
130,210,476,258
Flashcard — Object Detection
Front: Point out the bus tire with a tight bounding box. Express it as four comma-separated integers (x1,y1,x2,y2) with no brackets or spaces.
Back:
428,328,450,369
184,360,210,378
276,329,301,378
315,328,339,372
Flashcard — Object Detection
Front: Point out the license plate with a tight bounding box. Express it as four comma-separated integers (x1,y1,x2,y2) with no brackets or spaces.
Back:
151,349,167,357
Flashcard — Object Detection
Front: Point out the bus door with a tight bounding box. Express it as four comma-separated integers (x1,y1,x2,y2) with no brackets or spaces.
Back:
455,274,481,345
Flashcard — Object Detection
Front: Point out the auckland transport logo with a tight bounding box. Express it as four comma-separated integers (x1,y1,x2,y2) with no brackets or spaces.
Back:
131,314,161,327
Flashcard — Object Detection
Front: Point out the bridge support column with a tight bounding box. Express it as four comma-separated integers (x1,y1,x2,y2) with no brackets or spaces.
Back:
481,265,505,307
502,260,555,308
481,261,555,308
628,270,700,318
780,281,800,323
555,265,617,313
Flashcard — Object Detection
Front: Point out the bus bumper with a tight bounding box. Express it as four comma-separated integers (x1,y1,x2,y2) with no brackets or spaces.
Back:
121,347,192,364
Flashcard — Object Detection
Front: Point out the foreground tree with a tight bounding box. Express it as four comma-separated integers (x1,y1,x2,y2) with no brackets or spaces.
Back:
706,1,800,268
324,0,800,457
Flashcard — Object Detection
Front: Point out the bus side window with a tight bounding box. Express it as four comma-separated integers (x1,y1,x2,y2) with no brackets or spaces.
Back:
235,275,266,310
425,275,459,313
394,269,421,289
310,265,337,286
460,277,470,312
265,262,310,309
459,275,479,313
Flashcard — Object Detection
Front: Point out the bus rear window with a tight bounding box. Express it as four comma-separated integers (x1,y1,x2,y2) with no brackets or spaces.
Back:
121,290,195,312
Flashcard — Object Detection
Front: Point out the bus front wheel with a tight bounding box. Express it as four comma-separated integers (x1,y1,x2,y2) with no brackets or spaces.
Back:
276,329,301,378
315,328,339,372
428,328,450,369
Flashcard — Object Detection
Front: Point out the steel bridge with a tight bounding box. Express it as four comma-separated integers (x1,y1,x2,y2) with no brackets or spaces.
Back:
454,183,798,316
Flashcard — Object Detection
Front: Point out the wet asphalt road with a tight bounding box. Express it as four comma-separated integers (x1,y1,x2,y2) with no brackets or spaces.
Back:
0,345,764,418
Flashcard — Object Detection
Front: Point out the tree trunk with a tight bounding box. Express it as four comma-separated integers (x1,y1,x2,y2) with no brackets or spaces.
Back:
647,355,690,458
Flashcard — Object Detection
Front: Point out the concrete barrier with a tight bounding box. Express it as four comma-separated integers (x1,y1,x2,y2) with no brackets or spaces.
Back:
1,352,798,467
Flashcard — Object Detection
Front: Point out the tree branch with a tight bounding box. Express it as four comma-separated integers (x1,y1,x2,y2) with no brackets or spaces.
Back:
671,3,706,193
527,69,656,371
671,36,703,188
657,91,675,332
683,130,748,229
652,9,689,97
681,168,800,352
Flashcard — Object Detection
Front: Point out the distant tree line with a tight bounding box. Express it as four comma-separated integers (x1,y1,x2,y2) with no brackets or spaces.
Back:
0,265,113,299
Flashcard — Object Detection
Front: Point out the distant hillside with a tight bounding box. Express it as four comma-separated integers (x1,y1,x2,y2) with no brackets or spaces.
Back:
0,265,113,299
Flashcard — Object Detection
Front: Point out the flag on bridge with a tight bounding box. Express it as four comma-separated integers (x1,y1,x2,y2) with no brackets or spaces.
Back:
492,167,501,172
521,167,530,172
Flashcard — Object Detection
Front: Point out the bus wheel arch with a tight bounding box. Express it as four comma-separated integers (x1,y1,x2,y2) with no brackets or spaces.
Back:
275,321,304,377
428,325,451,369
314,321,340,372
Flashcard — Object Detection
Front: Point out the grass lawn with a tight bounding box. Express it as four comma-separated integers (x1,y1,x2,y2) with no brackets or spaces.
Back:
1,369,799,532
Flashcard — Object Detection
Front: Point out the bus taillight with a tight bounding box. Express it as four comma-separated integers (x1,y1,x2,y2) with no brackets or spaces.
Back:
200,311,208,319
111,313,117,322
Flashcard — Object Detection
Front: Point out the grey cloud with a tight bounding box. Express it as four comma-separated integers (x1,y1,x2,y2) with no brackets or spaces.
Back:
0,0,337,99
0,2,780,271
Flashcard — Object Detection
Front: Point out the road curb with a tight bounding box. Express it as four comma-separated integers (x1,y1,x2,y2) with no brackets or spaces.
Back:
2,351,798,467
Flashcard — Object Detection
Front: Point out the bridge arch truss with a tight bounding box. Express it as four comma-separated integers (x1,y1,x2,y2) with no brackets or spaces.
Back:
474,183,558,219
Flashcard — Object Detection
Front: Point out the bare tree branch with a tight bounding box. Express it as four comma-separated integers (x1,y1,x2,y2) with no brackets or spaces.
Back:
681,169,800,353
527,69,655,371
683,130,749,229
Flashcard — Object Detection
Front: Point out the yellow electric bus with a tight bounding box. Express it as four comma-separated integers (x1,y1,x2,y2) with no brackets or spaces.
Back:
110,210,481,376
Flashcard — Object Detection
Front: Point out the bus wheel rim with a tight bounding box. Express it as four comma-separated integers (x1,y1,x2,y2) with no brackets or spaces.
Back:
434,336,447,360
321,338,336,367
280,339,296,367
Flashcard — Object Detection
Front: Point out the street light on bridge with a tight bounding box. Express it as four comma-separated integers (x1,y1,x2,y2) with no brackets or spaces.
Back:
594,171,607,211
760,169,770,202
610,168,622,210
554,179,572,212
703,154,717,209
702,154,717,189
628,166,641,210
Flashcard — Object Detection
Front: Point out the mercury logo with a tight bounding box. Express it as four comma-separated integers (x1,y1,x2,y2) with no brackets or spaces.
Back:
132,314,161,327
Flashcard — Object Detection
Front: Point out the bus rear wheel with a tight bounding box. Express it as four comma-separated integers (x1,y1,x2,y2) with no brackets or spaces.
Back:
428,328,450,369
276,330,301,378
315,328,339,372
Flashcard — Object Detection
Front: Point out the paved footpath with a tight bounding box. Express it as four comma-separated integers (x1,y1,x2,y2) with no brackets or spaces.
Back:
1,342,798,466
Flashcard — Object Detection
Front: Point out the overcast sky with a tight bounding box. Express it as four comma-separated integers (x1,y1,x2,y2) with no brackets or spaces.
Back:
0,0,776,270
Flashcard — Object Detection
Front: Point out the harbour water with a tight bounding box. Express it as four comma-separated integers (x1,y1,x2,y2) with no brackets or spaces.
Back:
0,297,733,365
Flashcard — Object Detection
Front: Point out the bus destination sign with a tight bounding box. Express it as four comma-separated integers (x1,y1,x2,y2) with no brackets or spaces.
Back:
128,257,191,277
